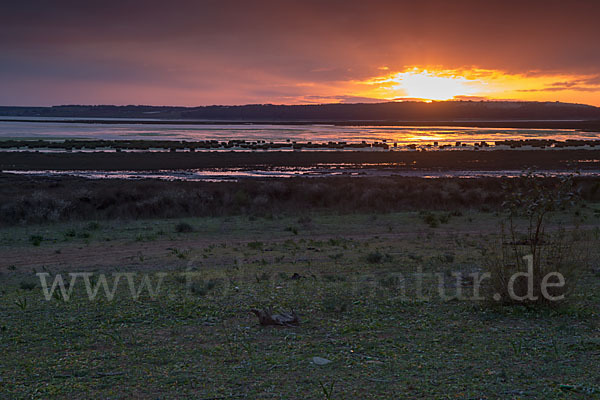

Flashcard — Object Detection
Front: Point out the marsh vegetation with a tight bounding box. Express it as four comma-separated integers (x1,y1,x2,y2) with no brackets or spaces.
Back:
1,174,599,398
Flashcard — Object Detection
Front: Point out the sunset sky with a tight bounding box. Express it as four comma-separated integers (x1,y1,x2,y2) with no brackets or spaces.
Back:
1,0,599,106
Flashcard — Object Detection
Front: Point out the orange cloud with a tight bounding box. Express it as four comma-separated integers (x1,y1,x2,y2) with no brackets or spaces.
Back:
2,1,599,106
343,67,600,105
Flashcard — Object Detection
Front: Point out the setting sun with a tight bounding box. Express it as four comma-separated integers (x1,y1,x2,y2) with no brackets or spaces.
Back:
354,67,600,105
390,69,482,101
358,67,491,102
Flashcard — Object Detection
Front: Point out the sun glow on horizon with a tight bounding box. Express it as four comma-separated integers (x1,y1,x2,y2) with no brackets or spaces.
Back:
390,69,483,101
353,67,600,105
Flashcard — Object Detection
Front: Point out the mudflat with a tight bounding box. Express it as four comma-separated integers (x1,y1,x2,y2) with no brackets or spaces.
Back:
2,149,600,171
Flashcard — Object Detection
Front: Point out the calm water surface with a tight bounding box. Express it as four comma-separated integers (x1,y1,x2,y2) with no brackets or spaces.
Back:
2,119,599,180
1,118,599,145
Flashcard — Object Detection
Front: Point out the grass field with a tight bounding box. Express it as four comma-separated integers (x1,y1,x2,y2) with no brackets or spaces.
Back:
1,207,599,399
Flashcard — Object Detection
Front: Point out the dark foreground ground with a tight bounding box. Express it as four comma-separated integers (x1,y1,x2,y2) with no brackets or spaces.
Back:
1,175,599,398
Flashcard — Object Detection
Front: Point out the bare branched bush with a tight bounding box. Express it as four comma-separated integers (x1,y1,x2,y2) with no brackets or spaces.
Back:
486,172,589,307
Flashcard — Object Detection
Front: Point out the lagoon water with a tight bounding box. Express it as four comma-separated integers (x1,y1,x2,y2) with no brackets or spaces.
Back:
1,118,599,145
2,118,600,181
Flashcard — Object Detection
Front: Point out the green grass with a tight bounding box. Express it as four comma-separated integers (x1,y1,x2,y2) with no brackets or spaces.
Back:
0,209,599,398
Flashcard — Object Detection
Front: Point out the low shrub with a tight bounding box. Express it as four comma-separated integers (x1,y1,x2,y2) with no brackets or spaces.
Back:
175,222,194,233
29,235,43,246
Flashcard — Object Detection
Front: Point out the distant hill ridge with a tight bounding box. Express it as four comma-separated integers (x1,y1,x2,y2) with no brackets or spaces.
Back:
1,101,600,121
